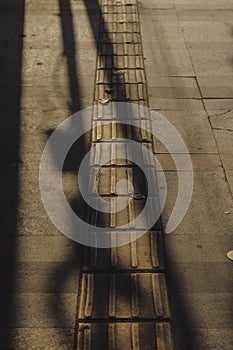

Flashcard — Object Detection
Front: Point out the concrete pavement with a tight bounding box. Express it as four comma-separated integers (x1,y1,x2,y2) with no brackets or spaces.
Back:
140,1,233,349
0,0,233,349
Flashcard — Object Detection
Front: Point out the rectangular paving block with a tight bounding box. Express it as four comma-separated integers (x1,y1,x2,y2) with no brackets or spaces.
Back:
82,232,165,271
86,196,162,230
93,101,149,120
99,42,143,56
198,76,233,98
147,77,201,99
102,21,140,33
102,4,138,14
95,83,147,101
143,49,194,77
0,328,75,350
204,98,233,110
88,166,149,195
96,68,146,84
0,236,81,263
102,0,137,5
149,98,203,111
0,262,79,292
90,141,155,166
91,120,151,141
97,54,144,69
151,110,217,154
77,322,174,350
141,21,186,50
78,273,170,319
189,50,233,76
0,293,77,328
173,328,233,350
102,12,139,23
100,32,141,44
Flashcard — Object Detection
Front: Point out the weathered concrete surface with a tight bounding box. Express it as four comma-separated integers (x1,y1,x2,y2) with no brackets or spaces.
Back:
140,0,233,349
1,0,233,349
0,0,99,348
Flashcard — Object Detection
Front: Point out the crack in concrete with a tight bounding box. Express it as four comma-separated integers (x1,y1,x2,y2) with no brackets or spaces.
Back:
212,127,233,132
208,110,232,118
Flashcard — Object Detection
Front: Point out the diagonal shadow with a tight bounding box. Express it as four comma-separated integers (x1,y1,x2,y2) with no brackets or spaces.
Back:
47,0,92,345
47,1,165,349
0,0,25,348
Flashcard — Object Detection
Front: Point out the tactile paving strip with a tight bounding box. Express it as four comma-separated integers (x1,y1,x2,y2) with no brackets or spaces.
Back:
93,101,149,120
95,82,147,101
79,273,170,319
97,55,144,69
99,43,143,56
102,12,139,24
83,231,164,271
102,21,140,33
90,142,155,166
77,322,173,350
75,0,174,348
91,120,152,141
100,32,141,44
102,4,138,14
96,70,146,85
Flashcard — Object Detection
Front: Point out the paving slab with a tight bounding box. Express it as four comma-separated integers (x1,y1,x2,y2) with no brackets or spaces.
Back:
166,262,233,293
0,236,81,262
143,50,194,77
165,232,233,263
0,88,92,109
0,293,77,327
0,328,75,350
138,0,175,10
198,77,233,98
208,109,233,130
0,262,79,292
138,8,177,21
189,50,233,76
170,292,233,328
148,77,201,99
141,21,186,50
162,170,233,236
151,110,217,153
156,154,221,171
177,9,233,22
7,0,100,11
174,0,233,10
204,98,233,110
173,328,233,350
149,98,203,110
213,129,233,170
181,21,233,50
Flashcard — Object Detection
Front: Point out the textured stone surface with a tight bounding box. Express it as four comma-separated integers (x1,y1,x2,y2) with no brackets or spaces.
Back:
0,328,75,350
140,2,233,349
198,77,233,98
152,110,217,153
2,0,233,349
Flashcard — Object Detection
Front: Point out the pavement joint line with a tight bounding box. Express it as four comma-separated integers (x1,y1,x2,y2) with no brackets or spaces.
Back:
77,318,173,324
75,0,175,348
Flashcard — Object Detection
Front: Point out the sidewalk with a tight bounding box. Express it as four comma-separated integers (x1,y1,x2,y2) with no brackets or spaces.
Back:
0,0,233,349
139,1,233,349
